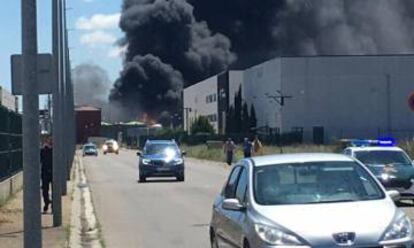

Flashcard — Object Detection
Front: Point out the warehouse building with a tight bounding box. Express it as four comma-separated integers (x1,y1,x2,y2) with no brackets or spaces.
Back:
243,55,414,142
75,105,102,144
183,71,243,134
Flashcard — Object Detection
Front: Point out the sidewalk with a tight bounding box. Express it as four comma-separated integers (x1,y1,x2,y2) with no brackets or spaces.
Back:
0,179,73,247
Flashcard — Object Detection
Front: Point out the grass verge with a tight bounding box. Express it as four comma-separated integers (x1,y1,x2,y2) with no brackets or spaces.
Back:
182,141,414,162
181,144,339,162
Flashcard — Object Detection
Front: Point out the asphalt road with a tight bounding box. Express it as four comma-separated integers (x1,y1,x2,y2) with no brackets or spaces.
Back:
83,149,414,248
83,149,229,248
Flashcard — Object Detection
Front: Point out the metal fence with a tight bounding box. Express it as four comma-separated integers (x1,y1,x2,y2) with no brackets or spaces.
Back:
0,105,22,182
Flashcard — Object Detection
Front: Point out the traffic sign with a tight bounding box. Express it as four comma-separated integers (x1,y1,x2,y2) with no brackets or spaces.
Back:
409,92,414,112
11,54,54,95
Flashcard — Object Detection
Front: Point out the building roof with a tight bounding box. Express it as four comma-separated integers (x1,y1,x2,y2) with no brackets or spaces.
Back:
251,153,353,167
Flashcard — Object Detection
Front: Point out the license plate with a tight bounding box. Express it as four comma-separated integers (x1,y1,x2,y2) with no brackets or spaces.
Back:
157,167,170,172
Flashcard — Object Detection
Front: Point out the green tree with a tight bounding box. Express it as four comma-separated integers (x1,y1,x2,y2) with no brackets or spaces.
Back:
190,116,215,135
225,106,235,134
242,102,250,133
250,104,257,132
234,86,242,133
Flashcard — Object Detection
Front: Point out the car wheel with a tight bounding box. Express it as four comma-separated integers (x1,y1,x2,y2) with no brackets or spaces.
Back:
177,174,185,182
139,175,146,182
103,152,106,155
210,231,219,248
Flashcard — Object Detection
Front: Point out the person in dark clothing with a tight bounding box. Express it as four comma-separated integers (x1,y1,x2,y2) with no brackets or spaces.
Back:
223,138,236,166
40,137,53,213
242,137,253,158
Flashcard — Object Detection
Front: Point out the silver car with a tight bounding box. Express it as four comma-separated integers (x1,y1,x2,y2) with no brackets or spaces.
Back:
210,153,413,248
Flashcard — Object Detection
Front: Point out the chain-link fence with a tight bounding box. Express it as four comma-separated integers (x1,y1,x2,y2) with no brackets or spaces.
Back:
0,105,22,182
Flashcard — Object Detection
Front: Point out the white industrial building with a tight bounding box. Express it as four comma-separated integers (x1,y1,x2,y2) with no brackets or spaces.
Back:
243,55,414,142
183,71,243,134
0,86,18,112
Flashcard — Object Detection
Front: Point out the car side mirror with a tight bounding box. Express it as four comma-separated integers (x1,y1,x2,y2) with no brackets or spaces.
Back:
182,151,187,156
387,190,400,202
222,198,245,211
137,151,142,156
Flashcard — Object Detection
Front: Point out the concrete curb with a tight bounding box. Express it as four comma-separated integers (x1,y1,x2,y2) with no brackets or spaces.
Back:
68,154,102,248
0,172,23,205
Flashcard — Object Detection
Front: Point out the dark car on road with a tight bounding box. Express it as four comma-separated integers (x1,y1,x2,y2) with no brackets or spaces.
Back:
82,143,98,157
138,140,185,182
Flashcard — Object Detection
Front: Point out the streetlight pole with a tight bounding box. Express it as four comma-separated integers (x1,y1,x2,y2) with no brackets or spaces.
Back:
21,0,42,246
52,0,63,226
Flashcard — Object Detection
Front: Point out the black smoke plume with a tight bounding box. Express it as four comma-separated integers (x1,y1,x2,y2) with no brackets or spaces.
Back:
73,64,111,107
275,0,414,56
110,0,235,120
111,0,414,121
73,64,128,122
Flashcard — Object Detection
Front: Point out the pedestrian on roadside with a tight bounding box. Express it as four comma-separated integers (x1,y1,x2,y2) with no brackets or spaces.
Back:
223,138,236,166
40,137,53,213
242,137,253,158
253,135,263,156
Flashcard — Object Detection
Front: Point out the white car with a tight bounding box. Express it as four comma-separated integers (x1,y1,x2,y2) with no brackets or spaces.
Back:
210,153,413,248
343,141,414,201
102,139,119,155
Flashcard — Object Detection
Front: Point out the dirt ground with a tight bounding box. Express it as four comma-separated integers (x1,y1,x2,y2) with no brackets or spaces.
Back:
0,183,72,248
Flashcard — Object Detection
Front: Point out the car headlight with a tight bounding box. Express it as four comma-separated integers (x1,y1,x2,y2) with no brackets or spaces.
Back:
142,159,151,165
113,143,119,150
381,212,412,242
102,145,108,151
254,223,303,246
381,173,397,181
172,158,183,165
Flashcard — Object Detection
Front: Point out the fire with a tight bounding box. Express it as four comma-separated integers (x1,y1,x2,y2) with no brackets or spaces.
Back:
140,113,156,126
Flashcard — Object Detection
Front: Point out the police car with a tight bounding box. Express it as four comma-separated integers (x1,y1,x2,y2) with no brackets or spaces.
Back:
343,139,414,202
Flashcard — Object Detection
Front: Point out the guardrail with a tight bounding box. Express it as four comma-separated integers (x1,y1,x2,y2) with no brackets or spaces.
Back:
0,106,22,182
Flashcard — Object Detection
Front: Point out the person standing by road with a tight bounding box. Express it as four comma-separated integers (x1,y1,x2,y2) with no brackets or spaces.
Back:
242,137,253,158
40,137,53,213
223,138,236,166
253,135,263,156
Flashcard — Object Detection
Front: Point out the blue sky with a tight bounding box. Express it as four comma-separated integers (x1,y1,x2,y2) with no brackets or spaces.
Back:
0,0,123,92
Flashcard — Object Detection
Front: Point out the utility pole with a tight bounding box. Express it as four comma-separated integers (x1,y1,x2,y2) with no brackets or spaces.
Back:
265,90,293,154
52,0,63,226
59,0,68,196
386,74,392,136
21,0,42,247
63,0,72,181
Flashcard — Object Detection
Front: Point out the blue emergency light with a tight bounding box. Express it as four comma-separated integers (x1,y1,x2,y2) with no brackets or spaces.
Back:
350,138,396,147
377,137,396,147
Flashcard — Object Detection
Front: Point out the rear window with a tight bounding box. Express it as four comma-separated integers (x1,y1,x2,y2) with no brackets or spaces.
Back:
254,161,385,205
355,150,412,165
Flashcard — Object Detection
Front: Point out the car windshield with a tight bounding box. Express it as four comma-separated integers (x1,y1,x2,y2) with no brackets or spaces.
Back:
355,150,412,165
254,161,385,205
144,144,179,156
84,145,96,150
